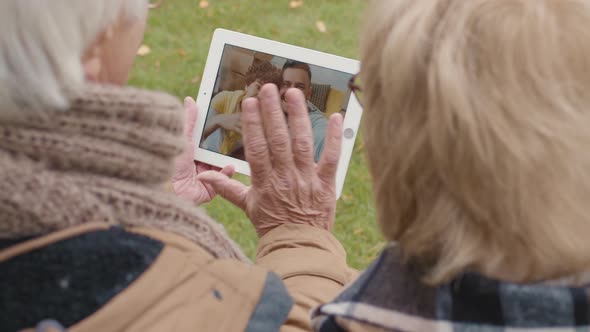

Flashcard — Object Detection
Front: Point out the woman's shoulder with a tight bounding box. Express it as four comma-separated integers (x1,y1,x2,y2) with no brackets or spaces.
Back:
1,223,293,332
312,244,590,332
0,223,165,331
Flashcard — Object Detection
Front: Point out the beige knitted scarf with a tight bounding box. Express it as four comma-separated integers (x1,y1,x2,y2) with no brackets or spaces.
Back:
0,84,249,262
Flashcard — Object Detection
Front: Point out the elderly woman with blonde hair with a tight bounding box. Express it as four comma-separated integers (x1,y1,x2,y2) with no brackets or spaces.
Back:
290,0,590,331
0,1,356,331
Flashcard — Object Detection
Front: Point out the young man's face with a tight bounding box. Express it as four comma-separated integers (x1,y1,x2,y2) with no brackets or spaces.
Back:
280,68,312,108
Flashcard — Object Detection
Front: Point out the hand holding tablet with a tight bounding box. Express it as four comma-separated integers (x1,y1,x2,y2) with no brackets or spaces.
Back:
171,97,236,205
198,85,343,236
193,29,363,198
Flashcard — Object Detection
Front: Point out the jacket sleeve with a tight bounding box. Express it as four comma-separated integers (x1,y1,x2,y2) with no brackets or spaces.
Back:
255,224,358,332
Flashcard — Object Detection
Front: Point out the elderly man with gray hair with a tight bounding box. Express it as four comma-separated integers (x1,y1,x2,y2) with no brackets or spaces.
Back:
0,1,355,331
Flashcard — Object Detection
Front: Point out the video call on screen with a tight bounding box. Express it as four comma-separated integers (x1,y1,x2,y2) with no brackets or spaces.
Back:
200,45,353,162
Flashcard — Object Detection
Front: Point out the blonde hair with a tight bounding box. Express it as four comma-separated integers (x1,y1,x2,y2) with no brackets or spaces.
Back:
0,0,148,118
362,0,590,284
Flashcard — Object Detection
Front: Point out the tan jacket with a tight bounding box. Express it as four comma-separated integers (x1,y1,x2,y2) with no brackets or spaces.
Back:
1,222,356,332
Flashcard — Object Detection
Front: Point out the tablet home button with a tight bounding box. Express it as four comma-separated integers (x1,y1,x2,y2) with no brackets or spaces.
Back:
344,128,355,139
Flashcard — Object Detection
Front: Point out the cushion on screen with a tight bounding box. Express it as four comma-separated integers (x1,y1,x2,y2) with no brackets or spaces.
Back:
310,83,331,112
325,88,346,116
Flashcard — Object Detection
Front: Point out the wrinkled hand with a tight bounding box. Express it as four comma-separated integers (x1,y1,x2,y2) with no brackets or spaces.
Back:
199,85,343,237
172,97,235,205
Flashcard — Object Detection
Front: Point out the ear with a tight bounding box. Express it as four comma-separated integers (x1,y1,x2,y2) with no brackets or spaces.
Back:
307,85,313,99
82,26,115,82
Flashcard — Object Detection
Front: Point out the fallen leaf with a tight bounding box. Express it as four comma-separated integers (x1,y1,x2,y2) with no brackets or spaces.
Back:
316,20,327,33
353,228,364,235
354,140,365,152
178,48,187,57
191,75,201,84
289,0,304,9
148,0,164,9
199,0,209,8
137,45,151,56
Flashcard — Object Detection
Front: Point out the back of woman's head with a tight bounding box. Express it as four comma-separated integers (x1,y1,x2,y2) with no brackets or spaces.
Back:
0,0,147,119
361,0,590,284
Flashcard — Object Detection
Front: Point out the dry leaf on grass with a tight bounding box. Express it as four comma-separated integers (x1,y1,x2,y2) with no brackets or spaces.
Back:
177,49,187,57
199,0,209,8
191,76,201,84
289,0,304,9
137,45,151,56
316,20,327,33
148,0,164,9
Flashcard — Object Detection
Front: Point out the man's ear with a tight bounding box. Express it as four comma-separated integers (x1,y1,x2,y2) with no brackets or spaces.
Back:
82,26,115,82
307,85,313,100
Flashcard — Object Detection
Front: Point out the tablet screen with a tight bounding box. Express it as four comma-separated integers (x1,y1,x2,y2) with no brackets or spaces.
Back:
199,44,353,162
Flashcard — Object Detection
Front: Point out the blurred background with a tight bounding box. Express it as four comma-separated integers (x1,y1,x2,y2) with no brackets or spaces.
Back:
130,0,383,269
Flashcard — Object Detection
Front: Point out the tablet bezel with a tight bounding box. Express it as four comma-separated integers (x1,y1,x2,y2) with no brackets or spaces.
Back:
193,28,363,199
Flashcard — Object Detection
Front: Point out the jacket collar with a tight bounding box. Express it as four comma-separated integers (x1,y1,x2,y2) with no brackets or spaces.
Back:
313,245,590,331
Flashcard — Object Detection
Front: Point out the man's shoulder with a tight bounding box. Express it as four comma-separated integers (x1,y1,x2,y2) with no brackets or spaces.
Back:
307,102,328,123
307,101,322,113
311,246,433,331
0,224,294,331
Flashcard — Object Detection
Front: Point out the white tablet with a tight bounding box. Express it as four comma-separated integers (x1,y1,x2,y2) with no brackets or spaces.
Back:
193,28,362,198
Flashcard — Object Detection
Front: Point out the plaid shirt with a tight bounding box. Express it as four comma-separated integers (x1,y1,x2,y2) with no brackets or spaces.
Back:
312,245,590,332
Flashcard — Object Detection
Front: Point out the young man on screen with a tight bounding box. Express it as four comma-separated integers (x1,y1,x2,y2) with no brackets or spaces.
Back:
280,60,328,162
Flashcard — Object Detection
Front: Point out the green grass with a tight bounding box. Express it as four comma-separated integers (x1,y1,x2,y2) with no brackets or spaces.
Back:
130,0,385,269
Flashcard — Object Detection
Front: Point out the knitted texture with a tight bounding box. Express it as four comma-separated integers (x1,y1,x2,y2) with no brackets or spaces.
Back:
0,84,249,262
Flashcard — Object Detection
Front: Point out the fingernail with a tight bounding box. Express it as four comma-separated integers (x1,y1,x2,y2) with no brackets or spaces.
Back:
260,84,278,97
184,97,193,107
330,114,343,131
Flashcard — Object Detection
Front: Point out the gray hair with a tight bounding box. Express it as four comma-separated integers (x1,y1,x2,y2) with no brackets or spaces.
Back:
0,0,148,119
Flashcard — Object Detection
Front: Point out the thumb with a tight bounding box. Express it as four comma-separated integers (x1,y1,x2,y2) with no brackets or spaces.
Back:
198,171,248,210
183,97,199,140
220,164,236,178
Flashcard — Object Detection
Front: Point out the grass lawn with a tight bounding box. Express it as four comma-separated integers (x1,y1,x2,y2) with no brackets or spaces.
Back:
130,0,384,269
